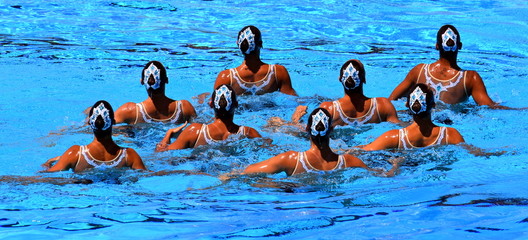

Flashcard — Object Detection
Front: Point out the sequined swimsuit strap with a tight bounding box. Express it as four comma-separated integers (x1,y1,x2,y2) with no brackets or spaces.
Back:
297,152,314,173
168,101,182,123
434,127,447,145
137,102,151,123
81,147,126,169
398,128,411,150
336,155,346,169
333,99,376,125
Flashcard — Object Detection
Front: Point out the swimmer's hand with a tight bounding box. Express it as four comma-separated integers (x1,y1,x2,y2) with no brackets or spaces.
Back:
291,105,308,124
193,92,210,105
385,157,404,177
41,156,60,169
219,170,242,182
369,157,404,177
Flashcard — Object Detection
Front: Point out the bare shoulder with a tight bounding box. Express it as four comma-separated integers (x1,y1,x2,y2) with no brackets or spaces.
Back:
183,123,203,134
181,123,204,140
63,145,82,158
125,147,141,158
319,101,334,111
44,145,81,172
407,63,426,79
273,64,291,80
446,127,465,144
167,123,204,150
275,150,299,163
374,97,392,104
342,154,367,168
374,97,396,110
465,70,484,85
274,64,289,72
114,102,138,124
116,102,137,112
362,129,400,151
179,99,197,118
214,69,232,88
244,126,262,138
374,97,399,121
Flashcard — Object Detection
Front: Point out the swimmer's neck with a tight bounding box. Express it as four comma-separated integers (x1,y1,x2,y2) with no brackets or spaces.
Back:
343,89,369,107
436,54,460,69
242,54,264,71
147,87,168,100
308,142,337,160
412,114,437,135
91,135,120,152
147,93,174,107
213,116,239,131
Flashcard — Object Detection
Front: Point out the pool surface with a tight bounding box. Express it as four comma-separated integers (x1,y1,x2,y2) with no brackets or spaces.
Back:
1,0,528,239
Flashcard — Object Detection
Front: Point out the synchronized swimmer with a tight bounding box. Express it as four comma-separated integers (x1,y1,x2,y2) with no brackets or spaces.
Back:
42,24,517,177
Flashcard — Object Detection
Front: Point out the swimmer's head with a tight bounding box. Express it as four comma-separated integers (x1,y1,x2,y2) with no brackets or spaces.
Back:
406,84,435,116
306,108,333,147
237,26,263,55
436,25,462,54
141,61,168,91
88,100,115,135
210,84,238,118
339,59,366,91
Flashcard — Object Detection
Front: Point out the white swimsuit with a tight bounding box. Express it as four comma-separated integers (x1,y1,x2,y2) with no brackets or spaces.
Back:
292,152,346,175
76,145,128,170
421,64,468,102
332,98,381,125
134,101,182,124
229,65,277,94
195,125,247,146
398,127,448,150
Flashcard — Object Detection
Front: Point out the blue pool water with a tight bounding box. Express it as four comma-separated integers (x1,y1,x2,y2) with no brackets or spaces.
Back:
1,0,528,239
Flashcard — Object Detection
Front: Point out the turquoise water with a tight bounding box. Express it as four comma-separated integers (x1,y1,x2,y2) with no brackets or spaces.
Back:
1,0,528,239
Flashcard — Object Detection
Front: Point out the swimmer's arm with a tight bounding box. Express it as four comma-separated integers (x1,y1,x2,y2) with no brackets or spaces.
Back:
467,71,517,109
180,100,197,122
467,71,496,106
114,102,138,124
388,64,423,101
156,122,189,151
166,123,202,150
213,70,231,89
459,144,507,157
275,65,298,96
361,129,400,151
40,145,80,172
445,128,505,157
244,151,297,175
125,148,147,170
377,97,401,123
